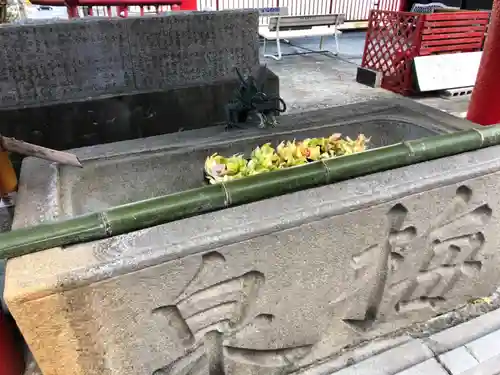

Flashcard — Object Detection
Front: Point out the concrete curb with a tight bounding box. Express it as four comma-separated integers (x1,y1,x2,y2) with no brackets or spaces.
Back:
423,307,500,355
325,308,500,375
330,339,435,375
297,336,414,375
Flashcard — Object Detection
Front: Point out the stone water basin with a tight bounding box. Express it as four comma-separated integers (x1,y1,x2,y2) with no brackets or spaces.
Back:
12,97,498,375
53,98,472,218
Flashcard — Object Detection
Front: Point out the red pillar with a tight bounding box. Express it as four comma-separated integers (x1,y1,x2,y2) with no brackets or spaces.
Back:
180,0,197,10
0,312,25,375
65,0,80,18
66,6,79,17
467,0,500,125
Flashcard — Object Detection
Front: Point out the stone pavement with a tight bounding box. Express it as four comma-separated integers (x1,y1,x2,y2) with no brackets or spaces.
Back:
263,32,471,119
262,36,394,113
296,299,500,375
415,95,469,119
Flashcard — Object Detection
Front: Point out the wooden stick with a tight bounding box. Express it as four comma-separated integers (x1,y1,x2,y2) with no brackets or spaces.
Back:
0,135,82,168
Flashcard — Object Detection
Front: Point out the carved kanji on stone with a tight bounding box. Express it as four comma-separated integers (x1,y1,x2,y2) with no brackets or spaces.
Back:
152,252,311,375
336,185,492,330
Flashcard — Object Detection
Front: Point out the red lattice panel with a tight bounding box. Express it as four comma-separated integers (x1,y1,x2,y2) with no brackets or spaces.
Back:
362,10,424,95
362,10,490,96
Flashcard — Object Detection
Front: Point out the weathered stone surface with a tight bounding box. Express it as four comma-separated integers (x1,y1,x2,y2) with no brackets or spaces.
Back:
127,11,259,91
438,347,479,375
0,10,259,109
0,17,133,107
0,11,269,175
6,98,490,375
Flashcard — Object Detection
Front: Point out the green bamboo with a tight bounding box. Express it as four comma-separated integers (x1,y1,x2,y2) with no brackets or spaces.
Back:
0,126,498,259
0,185,227,259
226,159,328,205
106,184,226,235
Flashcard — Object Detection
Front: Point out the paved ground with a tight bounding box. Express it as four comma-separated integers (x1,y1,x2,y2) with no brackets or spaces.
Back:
323,304,500,375
260,32,471,118
416,94,470,119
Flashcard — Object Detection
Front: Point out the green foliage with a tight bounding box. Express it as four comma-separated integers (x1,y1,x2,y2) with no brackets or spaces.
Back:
204,134,369,184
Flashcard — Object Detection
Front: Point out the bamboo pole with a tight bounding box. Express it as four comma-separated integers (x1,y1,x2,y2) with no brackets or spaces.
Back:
0,135,82,168
0,126,499,259
0,135,82,198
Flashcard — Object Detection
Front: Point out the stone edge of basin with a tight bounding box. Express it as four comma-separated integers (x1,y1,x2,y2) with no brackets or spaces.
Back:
2,97,485,260
61,96,481,160
10,97,472,229
3,111,497,303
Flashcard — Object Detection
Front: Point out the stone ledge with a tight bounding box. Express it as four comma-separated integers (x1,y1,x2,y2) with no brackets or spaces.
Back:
464,328,500,363
320,305,500,375
424,307,500,354
459,354,500,375
395,358,449,375
437,347,479,375
328,340,434,375
294,336,413,375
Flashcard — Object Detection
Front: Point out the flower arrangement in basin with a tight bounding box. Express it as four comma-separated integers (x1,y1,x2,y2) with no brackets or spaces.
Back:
204,134,369,184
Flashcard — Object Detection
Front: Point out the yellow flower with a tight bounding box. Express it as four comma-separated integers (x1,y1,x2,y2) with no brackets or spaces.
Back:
307,146,321,161
225,154,247,175
205,133,369,183
353,134,370,153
